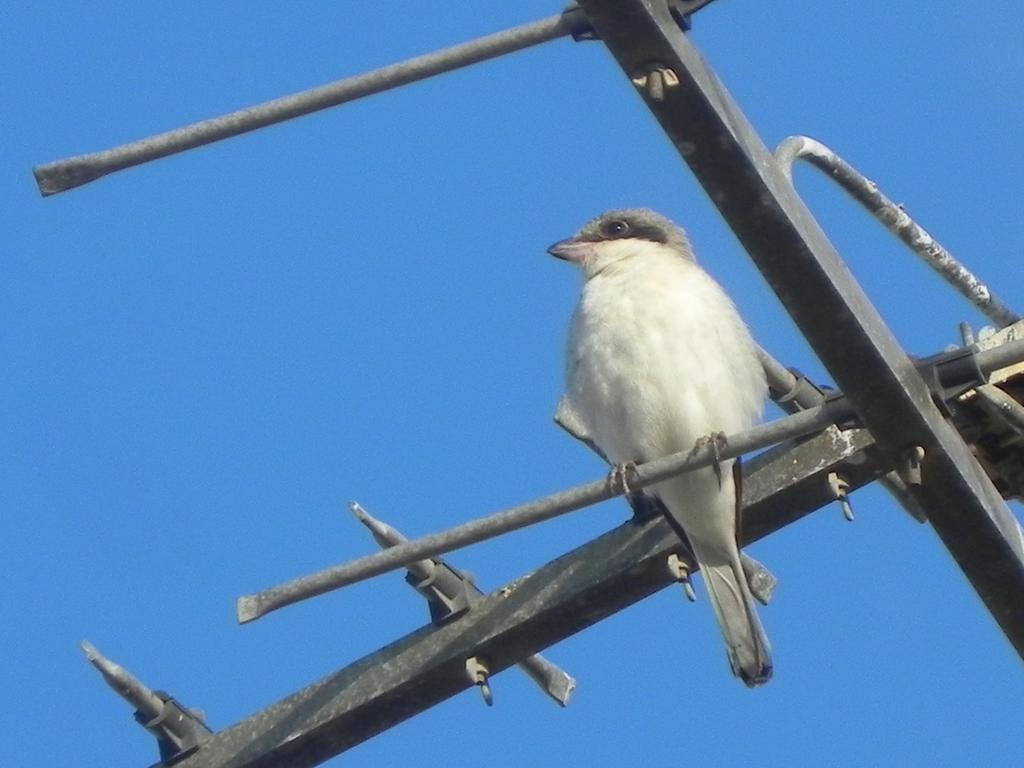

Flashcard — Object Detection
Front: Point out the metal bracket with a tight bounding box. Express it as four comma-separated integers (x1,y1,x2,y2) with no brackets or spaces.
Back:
916,346,987,415
140,693,213,764
405,566,478,624
668,0,722,31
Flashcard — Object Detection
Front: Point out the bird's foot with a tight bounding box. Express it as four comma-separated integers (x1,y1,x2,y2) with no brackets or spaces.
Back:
607,461,640,497
692,431,728,488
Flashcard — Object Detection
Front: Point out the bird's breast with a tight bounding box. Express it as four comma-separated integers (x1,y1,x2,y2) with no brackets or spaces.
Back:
565,260,764,464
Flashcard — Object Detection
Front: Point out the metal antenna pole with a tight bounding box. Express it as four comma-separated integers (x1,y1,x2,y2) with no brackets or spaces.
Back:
757,344,929,523
577,0,1024,655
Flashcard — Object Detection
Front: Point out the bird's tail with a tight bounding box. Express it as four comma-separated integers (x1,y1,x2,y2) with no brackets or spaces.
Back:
694,542,773,687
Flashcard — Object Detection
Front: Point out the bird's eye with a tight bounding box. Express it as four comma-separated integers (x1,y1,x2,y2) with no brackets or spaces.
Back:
602,220,629,237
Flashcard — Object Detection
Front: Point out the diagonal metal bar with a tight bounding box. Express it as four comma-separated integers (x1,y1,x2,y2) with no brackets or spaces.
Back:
32,9,590,196
349,501,576,706
170,419,888,768
576,0,1024,655
775,135,1020,326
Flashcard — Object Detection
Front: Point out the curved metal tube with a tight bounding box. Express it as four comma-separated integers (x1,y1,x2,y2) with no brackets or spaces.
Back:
776,135,1019,327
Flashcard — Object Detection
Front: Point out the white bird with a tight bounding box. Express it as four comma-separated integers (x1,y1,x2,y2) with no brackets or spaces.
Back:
549,208,772,686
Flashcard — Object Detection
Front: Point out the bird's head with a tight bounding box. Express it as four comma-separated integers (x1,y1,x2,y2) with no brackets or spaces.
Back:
547,208,693,279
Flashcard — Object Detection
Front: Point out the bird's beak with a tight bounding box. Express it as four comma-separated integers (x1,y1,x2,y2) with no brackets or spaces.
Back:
547,237,589,264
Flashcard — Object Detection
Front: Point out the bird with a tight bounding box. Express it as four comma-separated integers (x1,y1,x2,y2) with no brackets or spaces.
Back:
549,208,772,686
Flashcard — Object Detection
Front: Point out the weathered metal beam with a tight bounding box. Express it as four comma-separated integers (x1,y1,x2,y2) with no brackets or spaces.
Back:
170,422,886,768
575,0,1024,654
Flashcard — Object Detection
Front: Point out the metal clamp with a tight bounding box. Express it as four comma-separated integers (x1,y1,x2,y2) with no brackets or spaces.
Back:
898,446,926,486
81,641,212,764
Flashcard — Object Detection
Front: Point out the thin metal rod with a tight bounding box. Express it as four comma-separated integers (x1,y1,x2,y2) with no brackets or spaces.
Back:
775,135,1020,327
236,401,846,623
81,640,165,721
755,345,824,411
236,338,1024,624
33,11,585,196
977,337,1024,374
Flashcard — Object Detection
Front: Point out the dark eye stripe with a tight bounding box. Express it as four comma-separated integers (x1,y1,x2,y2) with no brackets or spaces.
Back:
624,222,669,244
600,220,629,237
576,216,671,244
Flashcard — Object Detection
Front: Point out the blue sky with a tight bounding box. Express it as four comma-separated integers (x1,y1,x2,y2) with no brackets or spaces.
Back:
5,2,1023,766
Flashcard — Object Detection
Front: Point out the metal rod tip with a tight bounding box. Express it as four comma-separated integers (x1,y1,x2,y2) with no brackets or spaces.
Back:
236,596,262,624
480,681,494,707
554,677,576,707
80,639,100,660
33,159,107,196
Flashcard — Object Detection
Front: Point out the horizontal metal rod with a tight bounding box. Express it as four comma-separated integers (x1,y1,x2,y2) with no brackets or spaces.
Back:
236,400,847,623
33,10,586,196
237,337,1024,624
977,337,1024,374
775,135,1020,327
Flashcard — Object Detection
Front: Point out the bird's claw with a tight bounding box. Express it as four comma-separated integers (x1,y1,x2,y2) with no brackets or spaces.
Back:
692,431,729,488
607,461,640,496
